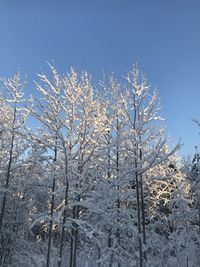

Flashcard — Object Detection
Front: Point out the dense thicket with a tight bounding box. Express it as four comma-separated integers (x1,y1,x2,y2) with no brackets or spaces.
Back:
0,66,198,267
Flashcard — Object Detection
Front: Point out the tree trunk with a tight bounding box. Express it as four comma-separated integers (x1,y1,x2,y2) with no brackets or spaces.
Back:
0,105,16,232
0,103,17,267
46,140,57,267
58,134,70,267
135,156,143,267
139,139,146,263
58,180,69,267
69,207,75,267
116,118,121,267
108,228,113,267
72,205,79,267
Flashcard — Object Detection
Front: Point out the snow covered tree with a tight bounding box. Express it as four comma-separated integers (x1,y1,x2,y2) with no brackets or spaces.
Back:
0,73,31,265
87,66,180,267
60,68,108,267
109,67,179,266
30,65,109,267
0,65,193,267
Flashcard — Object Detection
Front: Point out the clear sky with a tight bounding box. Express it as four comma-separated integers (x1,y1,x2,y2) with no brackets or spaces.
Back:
0,0,200,156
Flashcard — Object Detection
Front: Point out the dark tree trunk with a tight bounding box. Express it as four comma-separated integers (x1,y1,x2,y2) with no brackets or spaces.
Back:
46,139,57,267
135,157,143,267
0,105,16,232
58,181,69,267
139,138,146,263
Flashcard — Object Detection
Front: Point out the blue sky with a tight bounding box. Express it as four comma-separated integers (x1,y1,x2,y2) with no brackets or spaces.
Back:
0,0,200,156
